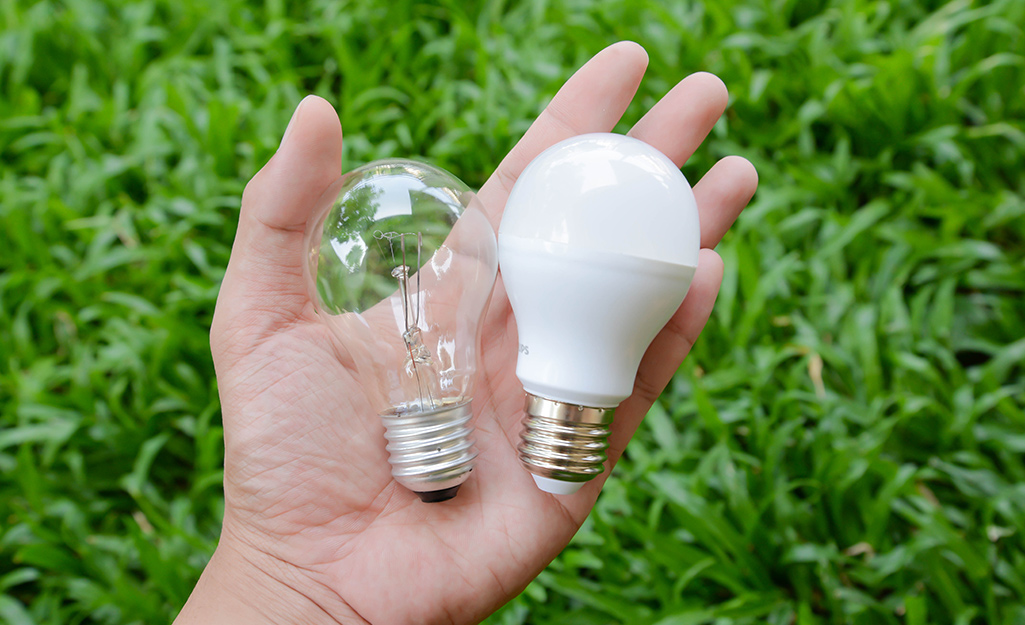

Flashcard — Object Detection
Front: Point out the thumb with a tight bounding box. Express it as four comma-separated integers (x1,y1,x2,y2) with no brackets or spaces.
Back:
213,95,342,352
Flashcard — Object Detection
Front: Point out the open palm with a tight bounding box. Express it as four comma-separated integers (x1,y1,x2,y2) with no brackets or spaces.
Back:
177,42,757,625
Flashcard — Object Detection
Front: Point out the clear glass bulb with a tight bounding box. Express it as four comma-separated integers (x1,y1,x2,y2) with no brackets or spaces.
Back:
303,159,498,502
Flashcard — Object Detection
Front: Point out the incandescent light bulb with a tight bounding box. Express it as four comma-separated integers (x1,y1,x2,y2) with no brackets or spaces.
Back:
304,159,498,502
498,133,701,495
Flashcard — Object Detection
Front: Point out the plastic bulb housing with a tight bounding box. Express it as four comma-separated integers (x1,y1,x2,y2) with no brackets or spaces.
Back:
304,159,498,502
498,133,700,495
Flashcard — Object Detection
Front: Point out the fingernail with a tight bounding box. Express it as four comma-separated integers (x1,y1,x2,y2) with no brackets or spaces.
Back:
279,96,310,149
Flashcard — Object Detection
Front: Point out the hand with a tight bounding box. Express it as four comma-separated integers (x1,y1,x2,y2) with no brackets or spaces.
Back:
176,41,758,625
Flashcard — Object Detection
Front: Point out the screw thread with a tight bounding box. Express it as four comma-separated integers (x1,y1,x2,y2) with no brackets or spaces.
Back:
381,399,476,495
517,394,614,483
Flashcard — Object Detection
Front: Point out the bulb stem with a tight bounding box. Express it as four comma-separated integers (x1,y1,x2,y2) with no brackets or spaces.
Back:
517,393,614,490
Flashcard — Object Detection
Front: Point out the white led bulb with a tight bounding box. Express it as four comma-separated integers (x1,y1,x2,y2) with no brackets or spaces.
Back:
498,133,700,495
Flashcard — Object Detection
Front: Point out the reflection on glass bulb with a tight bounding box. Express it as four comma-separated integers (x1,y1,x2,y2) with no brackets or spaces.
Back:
499,133,701,495
304,159,498,502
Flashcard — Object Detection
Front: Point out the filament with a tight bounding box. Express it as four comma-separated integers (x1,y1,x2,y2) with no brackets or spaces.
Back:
383,231,437,412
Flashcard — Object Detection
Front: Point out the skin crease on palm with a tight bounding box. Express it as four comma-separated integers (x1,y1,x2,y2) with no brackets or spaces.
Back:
174,42,758,625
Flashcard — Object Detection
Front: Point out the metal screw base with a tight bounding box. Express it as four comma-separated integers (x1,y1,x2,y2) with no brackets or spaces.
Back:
381,399,476,500
517,393,614,484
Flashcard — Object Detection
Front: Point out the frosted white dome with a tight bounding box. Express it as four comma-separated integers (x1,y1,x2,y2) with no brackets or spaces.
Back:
499,133,700,268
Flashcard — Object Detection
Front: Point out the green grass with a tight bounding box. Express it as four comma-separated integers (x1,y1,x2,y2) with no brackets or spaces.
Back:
1,0,1023,623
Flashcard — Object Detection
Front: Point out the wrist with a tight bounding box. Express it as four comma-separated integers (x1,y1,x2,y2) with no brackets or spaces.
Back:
175,531,367,625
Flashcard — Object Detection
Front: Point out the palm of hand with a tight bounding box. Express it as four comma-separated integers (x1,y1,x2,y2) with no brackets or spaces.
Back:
203,42,757,625
219,283,585,622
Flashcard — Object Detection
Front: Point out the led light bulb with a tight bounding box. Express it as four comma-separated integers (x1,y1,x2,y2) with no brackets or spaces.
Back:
498,133,701,495
304,159,498,502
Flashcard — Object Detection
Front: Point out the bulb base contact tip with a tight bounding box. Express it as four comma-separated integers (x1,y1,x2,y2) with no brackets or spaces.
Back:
381,399,477,501
415,485,462,503
517,393,614,495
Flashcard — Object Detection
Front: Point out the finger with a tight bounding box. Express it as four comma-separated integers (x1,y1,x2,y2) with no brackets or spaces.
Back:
625,74,757,249
213,96,342,338
604,248,725,467
478,41,649,225
627,72,728,167
694,155,759,248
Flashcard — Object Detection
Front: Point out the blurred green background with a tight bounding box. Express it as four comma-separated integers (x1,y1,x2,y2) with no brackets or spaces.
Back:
2,0,1024,623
